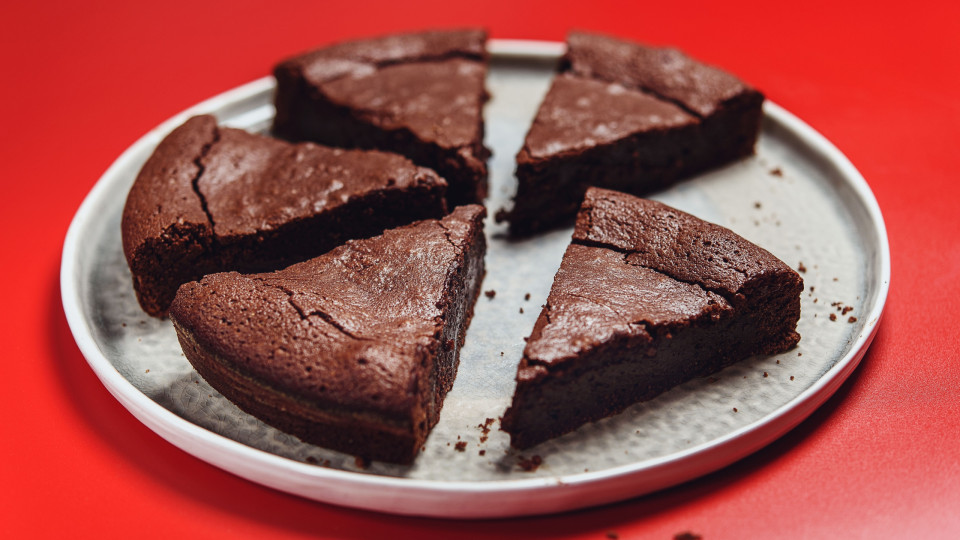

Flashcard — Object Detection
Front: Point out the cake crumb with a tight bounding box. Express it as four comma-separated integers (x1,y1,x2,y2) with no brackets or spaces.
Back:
478,418,495,443
829,313,837,321
842,306,854,315
797,261,807,273
484,289,496,299
790,376,795,381
517,455,543,472
479,449,486,456
524,293,531,301
306,456,318,465
454,441,467,452
354,456,370,469
145,369,150,373
754,201,762,209
675,532,702,540
121,322,127,328
763,371,769,378
519,307,524,314
733,407,738,412
848,316,858,323
770,167,783,177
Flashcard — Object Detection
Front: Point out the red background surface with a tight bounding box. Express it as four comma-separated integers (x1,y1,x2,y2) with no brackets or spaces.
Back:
3,1,959,538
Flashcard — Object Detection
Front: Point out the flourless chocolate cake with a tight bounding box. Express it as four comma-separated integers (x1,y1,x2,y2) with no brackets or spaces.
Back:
501,188,802,449
169,205,487,464
272,29,491,206
121,115,447,317
503,31,765,235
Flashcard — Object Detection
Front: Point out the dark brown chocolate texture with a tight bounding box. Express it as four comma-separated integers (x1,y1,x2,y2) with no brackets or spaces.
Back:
121,115,448,317
501,188,802,449
503,31,764,235
169,206,487,464
272,29,491,207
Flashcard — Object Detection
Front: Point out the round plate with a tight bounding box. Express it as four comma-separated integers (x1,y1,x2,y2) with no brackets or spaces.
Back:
61,40,890,518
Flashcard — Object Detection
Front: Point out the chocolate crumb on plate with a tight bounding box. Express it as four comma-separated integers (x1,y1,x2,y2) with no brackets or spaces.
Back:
517,455,543,472
484,289,496,299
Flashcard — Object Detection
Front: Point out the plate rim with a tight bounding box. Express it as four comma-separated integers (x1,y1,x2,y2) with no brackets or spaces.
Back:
60,38,891,518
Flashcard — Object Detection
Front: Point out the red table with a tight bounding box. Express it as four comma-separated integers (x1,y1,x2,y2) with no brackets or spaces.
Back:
4,1,959,537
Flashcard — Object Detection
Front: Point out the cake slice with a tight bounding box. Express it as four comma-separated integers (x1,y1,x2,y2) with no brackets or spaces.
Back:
272,29,491,206
121,115,448,317
169,205,487,464
501,188,801,449
503,31,764,235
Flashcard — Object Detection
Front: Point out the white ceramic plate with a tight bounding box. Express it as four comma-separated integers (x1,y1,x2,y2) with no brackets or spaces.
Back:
61,40,890,518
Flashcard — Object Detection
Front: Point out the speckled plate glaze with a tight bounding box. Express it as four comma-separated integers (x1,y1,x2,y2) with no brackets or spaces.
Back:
61,40,889,518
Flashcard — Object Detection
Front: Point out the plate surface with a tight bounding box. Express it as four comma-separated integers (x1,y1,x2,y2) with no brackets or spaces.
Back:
61,40,889,518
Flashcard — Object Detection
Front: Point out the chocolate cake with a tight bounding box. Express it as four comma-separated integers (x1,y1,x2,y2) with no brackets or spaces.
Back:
503,31,765,235
272,29,491,207
501,188,802,449
169,205,487,464
121,114,447,317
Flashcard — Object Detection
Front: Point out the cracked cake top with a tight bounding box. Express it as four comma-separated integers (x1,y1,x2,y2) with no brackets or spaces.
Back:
121,115,444,258
168,205,486,419
120,114,448,317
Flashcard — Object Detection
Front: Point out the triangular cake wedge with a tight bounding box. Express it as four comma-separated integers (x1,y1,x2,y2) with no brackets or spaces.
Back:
121,115,448,317
169,205,486,464
272,29,491,207
503,31,764,235
501,188,801,449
